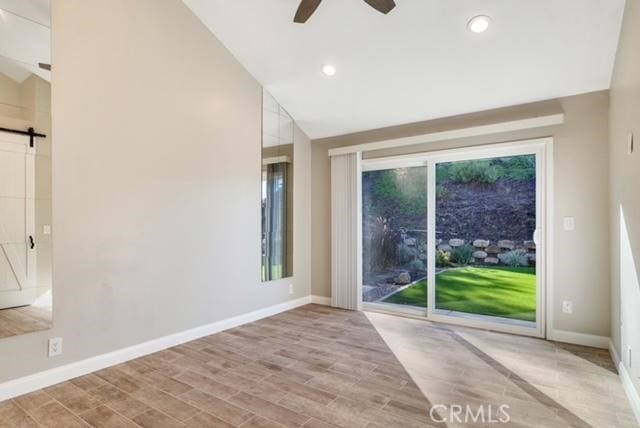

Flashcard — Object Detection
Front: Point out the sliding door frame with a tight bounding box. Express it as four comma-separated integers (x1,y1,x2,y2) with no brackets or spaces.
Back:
360,137,553,339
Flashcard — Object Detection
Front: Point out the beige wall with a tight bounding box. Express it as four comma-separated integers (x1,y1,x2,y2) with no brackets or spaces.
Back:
609,0,640,392
0,74,22,120
312,91,611,337
0,0,311,383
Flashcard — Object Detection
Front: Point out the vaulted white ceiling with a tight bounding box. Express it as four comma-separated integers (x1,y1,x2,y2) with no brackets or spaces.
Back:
0,0,50,82
187,0,625,139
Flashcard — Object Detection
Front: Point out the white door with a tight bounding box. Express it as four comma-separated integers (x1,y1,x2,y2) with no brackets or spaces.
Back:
0,130,37,309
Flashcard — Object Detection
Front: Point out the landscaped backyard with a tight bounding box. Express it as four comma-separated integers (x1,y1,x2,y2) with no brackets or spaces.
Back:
362,155,538,323
382,266,537,322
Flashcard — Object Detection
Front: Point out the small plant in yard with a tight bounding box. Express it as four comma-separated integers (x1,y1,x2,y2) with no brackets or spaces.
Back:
499,155,536,180
396,243,416,264
435,184,448,199
451,244,474,265
410,259,425,272
448,160,501,184
436,250,451,267
499,249,529,267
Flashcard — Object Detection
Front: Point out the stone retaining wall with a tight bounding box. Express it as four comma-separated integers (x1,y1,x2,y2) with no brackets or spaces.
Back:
436,238,536,266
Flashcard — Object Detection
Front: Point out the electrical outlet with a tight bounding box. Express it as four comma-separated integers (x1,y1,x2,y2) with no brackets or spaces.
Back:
288,284,294,295
563,217,575,231
43,225,51,235
48,337,62,357
562,300,573,314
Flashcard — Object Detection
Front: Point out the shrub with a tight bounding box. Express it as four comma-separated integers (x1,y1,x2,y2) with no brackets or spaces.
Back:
435,184,448,199
396,243,416,264
499,249,529,267
410,259,425,272
436,250,451,267
364,217,397,271
448,160,501,184
500,155,536,180
367,168,428,218
451,244,474,265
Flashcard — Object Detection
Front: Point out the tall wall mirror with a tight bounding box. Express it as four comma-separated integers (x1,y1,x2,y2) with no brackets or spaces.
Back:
0,0,52,338
262,90,294,282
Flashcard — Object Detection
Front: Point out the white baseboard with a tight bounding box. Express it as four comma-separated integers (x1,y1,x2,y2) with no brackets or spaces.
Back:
547,329,609,349
0,295,312,402
310,295,331,306
609,339,621,366
610,340,640,424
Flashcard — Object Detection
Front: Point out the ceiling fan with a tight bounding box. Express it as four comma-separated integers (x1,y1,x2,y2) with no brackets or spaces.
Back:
294,0,396,23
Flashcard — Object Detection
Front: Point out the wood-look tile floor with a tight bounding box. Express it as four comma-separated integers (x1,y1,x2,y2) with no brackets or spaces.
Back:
366,311,638,427
0,305,52,339
1,304,637,428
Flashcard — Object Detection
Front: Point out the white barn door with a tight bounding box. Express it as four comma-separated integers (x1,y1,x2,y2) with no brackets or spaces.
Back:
0,131,37,309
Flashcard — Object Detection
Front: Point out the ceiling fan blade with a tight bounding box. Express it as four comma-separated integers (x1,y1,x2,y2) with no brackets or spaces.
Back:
363,0,396,14
38,62,51,71
294,0,322,23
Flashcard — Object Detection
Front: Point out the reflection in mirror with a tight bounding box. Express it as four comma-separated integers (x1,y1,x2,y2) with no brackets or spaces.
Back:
0,0,52,338
262,90,294,282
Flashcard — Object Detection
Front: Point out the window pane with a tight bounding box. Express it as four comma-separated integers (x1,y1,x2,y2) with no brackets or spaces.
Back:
434,154,537,324
362,166,428,309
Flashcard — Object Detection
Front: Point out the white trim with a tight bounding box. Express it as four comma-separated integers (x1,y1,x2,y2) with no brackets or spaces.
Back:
0,296,312,402
310,295,331,306
328,114,564,157
620,362,640,423
361,138,550,171
610,339,621,366
355,153,363,311
426,160,436,318
544,142,554,340
611,341,640,423
547,329,609,349
262,155,291,165
363,302,427,319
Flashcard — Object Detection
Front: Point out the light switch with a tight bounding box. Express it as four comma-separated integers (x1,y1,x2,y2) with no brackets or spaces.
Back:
43,225,51,235
563,217,575,231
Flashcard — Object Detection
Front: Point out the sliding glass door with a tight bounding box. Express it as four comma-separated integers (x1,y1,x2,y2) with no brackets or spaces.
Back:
432,154,538,328
361,166,428,312
361,141,547,337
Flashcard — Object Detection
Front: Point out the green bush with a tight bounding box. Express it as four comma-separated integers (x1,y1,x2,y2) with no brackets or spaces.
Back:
396,244,416,265
448,160,501,184
365,168,428,218
500,155,536,180
437,155,536,184
499,249,529,267
451,244,474,265
436,250,451,267
410,259,425,272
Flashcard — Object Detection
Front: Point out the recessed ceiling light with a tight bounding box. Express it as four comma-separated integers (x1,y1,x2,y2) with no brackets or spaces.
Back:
468,15,491,33
321,64,337,77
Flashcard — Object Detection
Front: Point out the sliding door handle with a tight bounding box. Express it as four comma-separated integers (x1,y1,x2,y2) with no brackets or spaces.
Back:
533,229,541,246
29,235,35,249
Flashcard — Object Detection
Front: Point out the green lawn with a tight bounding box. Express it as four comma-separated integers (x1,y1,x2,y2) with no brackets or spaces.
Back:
382,266,536,322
